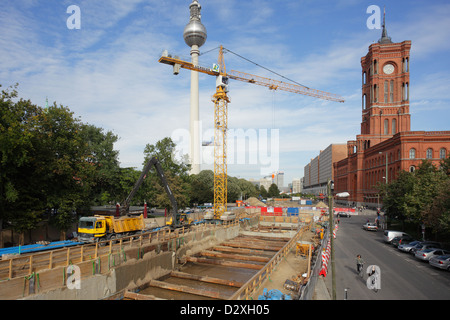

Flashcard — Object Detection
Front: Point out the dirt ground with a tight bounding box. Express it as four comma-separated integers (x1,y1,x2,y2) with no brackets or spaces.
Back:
252,228,319,300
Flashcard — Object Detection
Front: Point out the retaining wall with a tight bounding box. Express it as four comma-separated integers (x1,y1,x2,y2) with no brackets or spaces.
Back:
16,223,242,300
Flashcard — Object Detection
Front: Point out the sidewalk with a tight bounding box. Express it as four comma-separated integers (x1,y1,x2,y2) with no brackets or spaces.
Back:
313,276,331,300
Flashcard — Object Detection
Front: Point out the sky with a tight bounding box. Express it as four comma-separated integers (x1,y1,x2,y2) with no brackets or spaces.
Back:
1,0,450,187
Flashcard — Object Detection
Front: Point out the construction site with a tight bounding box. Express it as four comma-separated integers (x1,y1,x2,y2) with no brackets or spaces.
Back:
0,199,331,300
0,0,342,301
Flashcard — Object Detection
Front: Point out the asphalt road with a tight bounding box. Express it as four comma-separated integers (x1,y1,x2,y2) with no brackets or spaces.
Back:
323,214,450,300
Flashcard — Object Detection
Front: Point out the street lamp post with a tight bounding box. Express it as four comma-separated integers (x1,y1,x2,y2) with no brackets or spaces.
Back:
327,179,349,300
327,179,336,300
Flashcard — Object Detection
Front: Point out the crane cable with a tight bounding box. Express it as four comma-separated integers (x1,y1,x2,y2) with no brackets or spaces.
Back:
200,46,310,89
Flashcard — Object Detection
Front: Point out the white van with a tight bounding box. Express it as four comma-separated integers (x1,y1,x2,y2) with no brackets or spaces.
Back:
384,230,409,243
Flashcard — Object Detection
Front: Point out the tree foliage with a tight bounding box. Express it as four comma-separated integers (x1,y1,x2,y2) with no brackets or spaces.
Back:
380,158,450,238
0,85,120,240
0,84,274,242
268,183,280,197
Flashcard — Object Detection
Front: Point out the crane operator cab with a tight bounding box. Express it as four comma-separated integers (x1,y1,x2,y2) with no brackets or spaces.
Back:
216,75,229,92
166,211,193,228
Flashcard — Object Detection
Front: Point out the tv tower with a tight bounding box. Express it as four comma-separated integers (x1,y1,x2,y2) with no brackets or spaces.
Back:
183,0,207,174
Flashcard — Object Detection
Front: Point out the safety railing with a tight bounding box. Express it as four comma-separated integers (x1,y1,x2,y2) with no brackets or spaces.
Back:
298,228,330,300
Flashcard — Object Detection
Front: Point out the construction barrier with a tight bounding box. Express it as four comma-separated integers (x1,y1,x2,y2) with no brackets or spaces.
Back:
319,224,339,277
319,239,331,277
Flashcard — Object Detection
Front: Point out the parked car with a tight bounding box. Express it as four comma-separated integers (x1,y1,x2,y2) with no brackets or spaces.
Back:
398,240,422,253
410,242,442,255
391,235,416,247
429,254,450,271
363,222,378,231
384,230,410,243
414,248,450,261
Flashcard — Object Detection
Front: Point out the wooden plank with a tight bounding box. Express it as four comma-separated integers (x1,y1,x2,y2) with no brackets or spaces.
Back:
123,290,162,300
148,279,227,299
184,256,263,270
199,250,270,263
170,271,244,288
212,246,269,256
237,235,291,242
221,241,283,251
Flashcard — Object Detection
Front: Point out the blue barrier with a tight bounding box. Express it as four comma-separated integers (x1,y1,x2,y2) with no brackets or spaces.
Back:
0,240,82,257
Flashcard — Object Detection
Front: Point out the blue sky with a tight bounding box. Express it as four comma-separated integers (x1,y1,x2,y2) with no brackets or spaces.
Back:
1,0,450,187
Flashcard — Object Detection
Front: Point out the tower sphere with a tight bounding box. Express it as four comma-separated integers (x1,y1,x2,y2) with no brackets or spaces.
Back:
183,0,207,48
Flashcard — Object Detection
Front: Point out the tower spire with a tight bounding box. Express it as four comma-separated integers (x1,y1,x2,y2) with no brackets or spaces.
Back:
378,6,392,44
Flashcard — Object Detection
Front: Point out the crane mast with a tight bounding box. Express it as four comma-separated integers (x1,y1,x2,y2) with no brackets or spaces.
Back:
158,46,344,220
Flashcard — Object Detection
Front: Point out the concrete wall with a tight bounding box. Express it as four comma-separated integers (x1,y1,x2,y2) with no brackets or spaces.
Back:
21,224,241,300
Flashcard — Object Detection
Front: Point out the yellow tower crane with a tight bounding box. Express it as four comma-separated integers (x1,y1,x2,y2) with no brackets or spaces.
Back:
159,46,344,220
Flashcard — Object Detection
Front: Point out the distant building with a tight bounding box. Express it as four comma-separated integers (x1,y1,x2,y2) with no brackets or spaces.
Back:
250,171,285,192
303,144,347,195
292,178,302,193
333,17,450,207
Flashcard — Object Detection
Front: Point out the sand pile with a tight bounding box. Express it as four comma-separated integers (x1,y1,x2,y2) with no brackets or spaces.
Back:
246,197,266,207
315,201,328,208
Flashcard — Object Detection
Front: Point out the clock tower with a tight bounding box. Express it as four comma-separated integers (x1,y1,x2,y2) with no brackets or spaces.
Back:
358,11,411,150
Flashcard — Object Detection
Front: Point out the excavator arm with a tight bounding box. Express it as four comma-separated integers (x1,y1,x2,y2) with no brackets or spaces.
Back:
120,156,180,226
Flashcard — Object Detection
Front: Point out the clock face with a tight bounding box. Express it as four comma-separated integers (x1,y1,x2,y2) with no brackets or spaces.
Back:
383,64,395,75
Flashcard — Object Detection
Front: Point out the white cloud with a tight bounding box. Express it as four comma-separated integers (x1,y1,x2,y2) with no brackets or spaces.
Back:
1,1,449,184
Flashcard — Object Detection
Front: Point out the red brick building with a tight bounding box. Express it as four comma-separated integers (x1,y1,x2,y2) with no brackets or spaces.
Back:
333,19,450,207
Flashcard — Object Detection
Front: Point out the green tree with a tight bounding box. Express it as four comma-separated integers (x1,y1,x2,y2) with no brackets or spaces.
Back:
190,170,214,205
0,84,122,242
227,176,241,203
268,183,280,197
140,137,191,209
260,185,268,198
78,124,120,205
380,159,449,237
143,137,190,179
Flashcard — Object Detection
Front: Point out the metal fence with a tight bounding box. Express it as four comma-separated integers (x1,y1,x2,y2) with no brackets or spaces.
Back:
298,228,329,300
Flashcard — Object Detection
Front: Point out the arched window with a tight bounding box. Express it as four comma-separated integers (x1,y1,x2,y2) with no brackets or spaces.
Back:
426,148,433,159
384,81,388,102
440,148,447,159
409,148,416,159
384,119,389,135
390,80,394,102
409,166,415,173
392,119,397,134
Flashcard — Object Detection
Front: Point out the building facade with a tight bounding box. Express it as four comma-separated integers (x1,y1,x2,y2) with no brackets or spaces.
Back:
303,144,347,195
333,21,450,207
